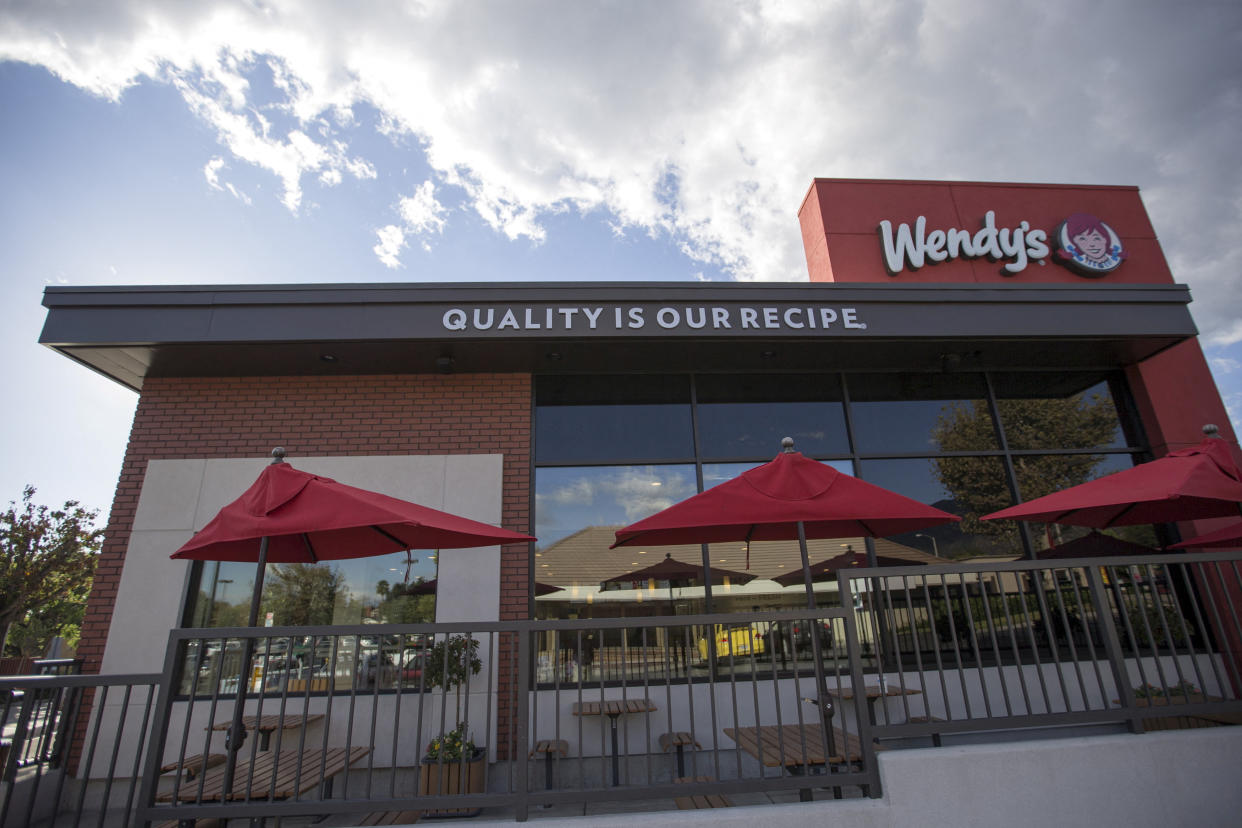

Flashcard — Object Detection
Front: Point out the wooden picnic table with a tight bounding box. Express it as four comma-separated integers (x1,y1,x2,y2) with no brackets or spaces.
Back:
724,723,873,803
210,713,325,751
723,723,868,769
156,746,370,804
827,684,922,725
571,697,657,786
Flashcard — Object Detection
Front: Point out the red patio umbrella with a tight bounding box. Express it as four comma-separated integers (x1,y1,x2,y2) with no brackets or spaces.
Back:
601,552,757,589
1034,530,1161,559
1170,521,1242,549
771,548,921,587
612,438,960,608
174,455,533,570
613,445,960,550
601,552,756,613
171,448,533,794
981,431,1242,529
612,439,958,743
406,578,561,596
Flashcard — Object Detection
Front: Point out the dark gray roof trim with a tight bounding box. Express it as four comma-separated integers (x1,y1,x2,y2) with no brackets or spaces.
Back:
40,281,1197,391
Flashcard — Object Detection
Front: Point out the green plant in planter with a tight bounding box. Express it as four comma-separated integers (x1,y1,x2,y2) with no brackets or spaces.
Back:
425,721,477,761
1133,680,1200,699
424,634,482,756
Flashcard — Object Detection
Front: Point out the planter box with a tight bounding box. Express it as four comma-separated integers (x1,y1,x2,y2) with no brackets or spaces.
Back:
1135,693,1207,707
419,748,485,817
1134,694,1220,731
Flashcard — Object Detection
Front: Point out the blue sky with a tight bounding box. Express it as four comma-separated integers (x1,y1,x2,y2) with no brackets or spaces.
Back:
2,1,1241,520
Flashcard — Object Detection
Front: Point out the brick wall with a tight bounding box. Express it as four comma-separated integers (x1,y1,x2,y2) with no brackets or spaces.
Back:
80,373,533,674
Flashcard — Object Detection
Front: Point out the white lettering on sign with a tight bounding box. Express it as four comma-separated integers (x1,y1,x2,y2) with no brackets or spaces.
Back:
878,210,1050,276
442,306,870,333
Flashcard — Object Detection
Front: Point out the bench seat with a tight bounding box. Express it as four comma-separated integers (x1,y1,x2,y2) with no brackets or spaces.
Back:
356,809,422,825
674,775,733,809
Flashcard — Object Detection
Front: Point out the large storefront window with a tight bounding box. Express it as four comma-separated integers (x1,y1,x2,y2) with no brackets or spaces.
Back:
534,369,1146,618
531,368,1148,685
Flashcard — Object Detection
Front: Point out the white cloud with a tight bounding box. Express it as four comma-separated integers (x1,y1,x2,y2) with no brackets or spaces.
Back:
203,155,252,205
1210,356,1242,375
1,1,1240,338
371,180,449,267
372,224,405,269
538,467,697,524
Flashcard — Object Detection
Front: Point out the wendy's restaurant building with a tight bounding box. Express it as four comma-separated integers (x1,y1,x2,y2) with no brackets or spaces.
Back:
15,179,1242,826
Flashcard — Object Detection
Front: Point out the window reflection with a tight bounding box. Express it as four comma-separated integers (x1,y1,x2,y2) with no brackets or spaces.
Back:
991,372,1130,450
189,549,438,629
858,457,1023,559
696,374,848,459
535,375,693,464
1012,453,1144,551
849,373,997,454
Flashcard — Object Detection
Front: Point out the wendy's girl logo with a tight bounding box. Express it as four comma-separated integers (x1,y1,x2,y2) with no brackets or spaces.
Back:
1054,213,1127,277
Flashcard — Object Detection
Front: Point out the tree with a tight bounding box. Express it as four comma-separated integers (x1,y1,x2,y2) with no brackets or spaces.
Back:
0,486,102,654
261,563,345,626
931,393,1120,551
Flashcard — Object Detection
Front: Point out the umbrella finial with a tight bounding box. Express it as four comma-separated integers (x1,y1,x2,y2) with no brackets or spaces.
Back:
1204,424,1220,439
781,437,795,453
270,447,287,464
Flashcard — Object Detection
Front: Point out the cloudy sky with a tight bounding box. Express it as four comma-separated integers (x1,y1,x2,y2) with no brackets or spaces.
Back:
2,0,1240,518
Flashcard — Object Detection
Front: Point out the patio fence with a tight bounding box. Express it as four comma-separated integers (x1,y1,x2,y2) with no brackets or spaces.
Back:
1,550,1240,826
842,550,1242,743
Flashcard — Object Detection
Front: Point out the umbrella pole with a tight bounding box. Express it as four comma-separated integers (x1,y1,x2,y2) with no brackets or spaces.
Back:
865,537,891,684
798,522,816,611
797,521,835,754
222,536,270,798
700,544,717,679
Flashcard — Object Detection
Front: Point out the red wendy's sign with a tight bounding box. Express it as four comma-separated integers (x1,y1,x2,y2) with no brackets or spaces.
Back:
798,179,1173,286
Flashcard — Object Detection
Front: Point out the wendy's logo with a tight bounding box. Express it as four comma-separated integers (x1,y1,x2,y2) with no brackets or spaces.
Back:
1055,213,1126,277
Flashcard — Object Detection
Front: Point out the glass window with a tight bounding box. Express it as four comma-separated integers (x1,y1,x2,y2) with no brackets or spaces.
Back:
991,372,1131,450
535,375,693,463
1011,451,1136,503
188,550,438,628
858,457,1023,559
534,464,698,593
695,374,849,460
1011,453,1146,553
848,373,997,454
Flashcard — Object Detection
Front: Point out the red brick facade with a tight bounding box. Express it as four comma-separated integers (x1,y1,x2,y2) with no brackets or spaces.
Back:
79,373,534,674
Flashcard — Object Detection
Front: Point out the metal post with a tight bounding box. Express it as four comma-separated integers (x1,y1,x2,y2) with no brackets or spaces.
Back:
512,626,532,819
220,536,269,799
1086,565,1142,733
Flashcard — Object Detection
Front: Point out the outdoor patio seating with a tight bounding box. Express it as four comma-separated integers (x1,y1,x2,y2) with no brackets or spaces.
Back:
209,712,325,751
158,752,226,780
528,738,568,791
155,746,370,805
674,776,733,809
658,730,701,777
356,809,423,825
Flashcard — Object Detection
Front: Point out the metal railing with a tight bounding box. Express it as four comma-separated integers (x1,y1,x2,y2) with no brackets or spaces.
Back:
841,550,1242,744
124,609,876,825
0,671,161,827
3,551,1241,825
